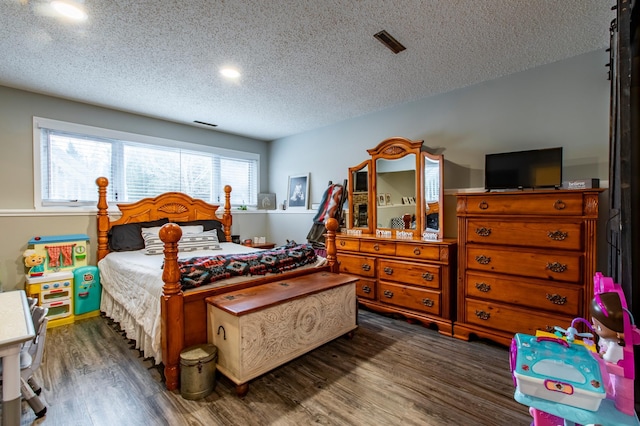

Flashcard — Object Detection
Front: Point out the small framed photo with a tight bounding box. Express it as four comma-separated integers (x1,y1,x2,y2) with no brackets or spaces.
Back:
287,174,309,209
402,196,409,205
378,194,385,206
385,193,391,205
258,193,276,210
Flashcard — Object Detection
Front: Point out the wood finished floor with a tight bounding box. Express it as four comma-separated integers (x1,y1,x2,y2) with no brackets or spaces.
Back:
8,309,532,426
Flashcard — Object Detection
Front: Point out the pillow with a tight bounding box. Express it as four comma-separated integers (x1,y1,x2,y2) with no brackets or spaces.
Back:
142,229,220,255
143,225,204,236
108,218,169,252
176,220,227,242
178,230,220,253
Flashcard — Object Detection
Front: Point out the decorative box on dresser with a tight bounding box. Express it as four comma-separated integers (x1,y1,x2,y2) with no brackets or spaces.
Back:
455,189,604,346
336,234,457,336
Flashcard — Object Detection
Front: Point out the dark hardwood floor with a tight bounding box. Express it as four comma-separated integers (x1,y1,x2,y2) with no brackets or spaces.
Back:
8,309,532,425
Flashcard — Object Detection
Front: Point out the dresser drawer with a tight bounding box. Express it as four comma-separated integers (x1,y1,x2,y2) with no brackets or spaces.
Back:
360,240,396,256
355,278,376,300
466,219,583,251
465,272,581,316
395,241,441,261
464,299,574,336
379,281,440,315
378,259,440,289
466,247,582,283
463,193,584,216
336,237,360,251
337,253,376,278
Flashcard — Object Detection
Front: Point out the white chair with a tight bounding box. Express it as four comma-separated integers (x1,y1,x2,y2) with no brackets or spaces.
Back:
0,304,49,418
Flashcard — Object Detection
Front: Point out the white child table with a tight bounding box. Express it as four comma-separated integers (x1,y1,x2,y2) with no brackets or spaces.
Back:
0,290,35,426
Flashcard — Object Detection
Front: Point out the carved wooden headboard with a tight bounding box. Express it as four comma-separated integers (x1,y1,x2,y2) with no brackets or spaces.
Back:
96,177,232,260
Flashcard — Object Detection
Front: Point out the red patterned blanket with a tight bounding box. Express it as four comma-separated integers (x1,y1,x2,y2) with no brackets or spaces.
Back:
177,242,317,290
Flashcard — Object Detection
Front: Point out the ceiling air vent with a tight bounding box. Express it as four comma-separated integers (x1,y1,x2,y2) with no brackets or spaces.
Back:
374,30,406,54
193,120,218,127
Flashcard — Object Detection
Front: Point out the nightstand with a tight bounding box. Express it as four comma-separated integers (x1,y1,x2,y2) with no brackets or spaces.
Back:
251,242,276,249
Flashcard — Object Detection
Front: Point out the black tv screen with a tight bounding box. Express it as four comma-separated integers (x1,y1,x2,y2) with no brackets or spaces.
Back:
355,171,368,192
485,147,563,190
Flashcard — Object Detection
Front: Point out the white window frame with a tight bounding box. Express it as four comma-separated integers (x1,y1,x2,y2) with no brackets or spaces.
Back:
33,117,260,211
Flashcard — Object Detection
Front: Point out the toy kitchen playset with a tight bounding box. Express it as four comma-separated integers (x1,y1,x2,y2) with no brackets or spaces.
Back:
23,234,101,327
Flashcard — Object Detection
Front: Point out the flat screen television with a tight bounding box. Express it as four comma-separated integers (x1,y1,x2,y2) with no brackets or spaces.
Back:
484,147,563,190
355,171,368,192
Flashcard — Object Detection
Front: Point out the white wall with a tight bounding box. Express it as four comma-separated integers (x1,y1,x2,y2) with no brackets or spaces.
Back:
266,50,610,243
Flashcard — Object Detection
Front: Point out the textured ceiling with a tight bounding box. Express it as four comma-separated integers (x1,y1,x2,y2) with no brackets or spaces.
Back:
0,0,613,141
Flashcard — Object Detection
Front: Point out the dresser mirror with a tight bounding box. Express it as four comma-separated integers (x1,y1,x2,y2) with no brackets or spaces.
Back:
348,160,372,232
421,151,444,239
347,137,444,239
375,154,417,230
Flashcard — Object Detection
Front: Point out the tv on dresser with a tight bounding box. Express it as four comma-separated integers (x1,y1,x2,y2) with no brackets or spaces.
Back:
484,147,562,191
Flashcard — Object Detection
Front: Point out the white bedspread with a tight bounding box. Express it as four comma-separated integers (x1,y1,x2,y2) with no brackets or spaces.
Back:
98,242,325,363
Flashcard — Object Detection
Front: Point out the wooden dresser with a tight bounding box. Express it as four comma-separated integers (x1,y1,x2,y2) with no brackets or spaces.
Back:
455,189,603,346
336,234,457,336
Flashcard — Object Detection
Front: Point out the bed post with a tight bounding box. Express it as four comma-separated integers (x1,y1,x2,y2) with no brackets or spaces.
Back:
325,218,339,273
223,185,232,241
96,177,110,261
159,223,184,391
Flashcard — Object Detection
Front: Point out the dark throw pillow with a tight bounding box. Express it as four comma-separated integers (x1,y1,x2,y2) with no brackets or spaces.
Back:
108,218,169,252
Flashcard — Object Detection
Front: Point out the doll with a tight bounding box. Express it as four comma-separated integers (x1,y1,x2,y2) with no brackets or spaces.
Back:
23,249,45,277
591,291,625,364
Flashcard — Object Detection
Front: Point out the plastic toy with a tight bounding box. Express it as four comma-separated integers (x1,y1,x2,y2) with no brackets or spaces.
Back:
23,249,45,277
511,272,640,426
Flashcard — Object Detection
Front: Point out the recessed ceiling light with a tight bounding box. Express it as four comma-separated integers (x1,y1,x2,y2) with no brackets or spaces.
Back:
220,68,241,79
51,0,88,21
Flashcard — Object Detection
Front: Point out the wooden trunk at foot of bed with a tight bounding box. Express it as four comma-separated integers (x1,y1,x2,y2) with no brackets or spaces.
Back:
96,177,340,391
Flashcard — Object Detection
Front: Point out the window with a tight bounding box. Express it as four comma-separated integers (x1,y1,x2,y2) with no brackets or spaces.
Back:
34,117,259,208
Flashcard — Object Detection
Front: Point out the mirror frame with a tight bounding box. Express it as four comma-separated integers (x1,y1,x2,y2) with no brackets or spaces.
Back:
348,159,373,234
347,136,445,240
420,151,444,239
368,137,423,236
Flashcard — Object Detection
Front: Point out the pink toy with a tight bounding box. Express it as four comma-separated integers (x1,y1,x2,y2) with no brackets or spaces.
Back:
514,273,640,425
592,272,640,416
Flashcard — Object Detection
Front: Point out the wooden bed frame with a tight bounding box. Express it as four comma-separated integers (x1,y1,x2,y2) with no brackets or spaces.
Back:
95,177,339,391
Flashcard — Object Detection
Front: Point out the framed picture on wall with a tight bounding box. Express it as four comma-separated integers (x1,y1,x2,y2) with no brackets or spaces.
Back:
257,193,276,210
287,174,309,209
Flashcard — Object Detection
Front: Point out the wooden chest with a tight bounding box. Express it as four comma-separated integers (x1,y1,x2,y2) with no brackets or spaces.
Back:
455,189,603,346
206,272,357,396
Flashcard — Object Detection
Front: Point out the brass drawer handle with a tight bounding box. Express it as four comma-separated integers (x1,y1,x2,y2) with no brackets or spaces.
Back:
373,244,380,251
422,298,434,307
475,282,491,292
383,290,394,298
475,255,491,265
475,310,490,320
383,266,394,275
361,264,371,272
422,272,434,281
546,293,567,305
475,227,491,237
547,230,568,241
340,240,346,246
413,247,421,255
362,285,371,294
553,200,566,210
546,262,567,273
479,200,489,210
